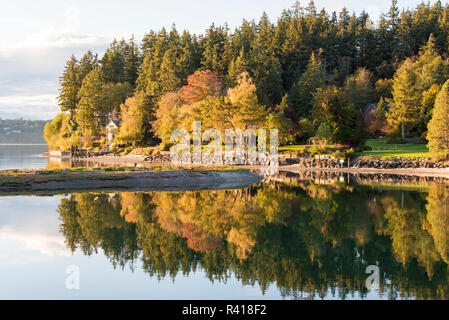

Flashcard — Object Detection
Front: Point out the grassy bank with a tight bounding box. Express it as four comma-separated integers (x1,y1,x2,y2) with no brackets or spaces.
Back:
357,138,430,159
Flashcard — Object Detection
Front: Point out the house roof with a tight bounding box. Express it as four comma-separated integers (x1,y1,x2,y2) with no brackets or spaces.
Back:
363,103,378,113
363,102,392,113
107,119,120,128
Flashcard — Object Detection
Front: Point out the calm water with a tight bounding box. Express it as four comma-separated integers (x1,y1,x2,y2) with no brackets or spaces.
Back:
1,145,448,299
0,180,448,299
0,144,49,170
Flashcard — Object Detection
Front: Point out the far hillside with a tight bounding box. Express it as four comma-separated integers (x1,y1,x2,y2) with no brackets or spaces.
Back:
0,119,48,144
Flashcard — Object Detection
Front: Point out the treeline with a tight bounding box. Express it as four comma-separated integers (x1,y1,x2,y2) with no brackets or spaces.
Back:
0,119,47,144
45,1,449,153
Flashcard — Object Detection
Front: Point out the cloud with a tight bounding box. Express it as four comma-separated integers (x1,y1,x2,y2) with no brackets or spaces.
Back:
0,5,108,58
0,94,58,120
0,94,57,108
0,5,110,119
0,225,70,258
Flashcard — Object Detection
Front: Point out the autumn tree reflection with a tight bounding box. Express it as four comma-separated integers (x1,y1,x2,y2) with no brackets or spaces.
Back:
57,181,449,299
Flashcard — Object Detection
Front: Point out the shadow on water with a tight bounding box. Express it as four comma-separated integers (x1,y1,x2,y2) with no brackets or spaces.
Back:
56,173,449,300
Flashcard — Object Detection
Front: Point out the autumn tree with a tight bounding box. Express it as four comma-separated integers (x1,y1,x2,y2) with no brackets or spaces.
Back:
387,58,419,140
227,72,267,130
182,70,223,104
375,78,394,99
153,90,185,145
344,68,376,109
420,84,442,135
427,80,449,158
426,184,449,264
115,96,144,147
388,35,449,140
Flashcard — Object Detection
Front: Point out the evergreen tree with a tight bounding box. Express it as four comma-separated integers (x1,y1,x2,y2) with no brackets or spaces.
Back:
288,51,327,118
415,34,449,93
101,82,133,114
76,69,105,135
100,40,126,84
79,50,98,81
58,55,80,118
200,24,230,75
248,12,284,107
226,48,249,87
177,31,201,83
123,36,142,86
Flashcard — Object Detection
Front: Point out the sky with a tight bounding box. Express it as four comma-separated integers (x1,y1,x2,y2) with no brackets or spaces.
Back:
0,0,442,120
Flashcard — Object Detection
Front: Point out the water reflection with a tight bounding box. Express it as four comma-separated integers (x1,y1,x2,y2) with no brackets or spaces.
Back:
0,144,48,170
57,180,449,300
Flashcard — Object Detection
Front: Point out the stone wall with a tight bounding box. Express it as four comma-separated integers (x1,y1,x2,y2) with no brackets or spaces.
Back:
352,157,449,169
139,151,449,170
280,156,347,168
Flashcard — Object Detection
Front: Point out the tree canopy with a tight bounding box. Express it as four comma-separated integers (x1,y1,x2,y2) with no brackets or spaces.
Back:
47,1,449,149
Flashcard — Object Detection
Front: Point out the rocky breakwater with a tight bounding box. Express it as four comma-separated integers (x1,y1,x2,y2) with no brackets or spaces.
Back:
143,151,172,164
280,155,347,168
352,157,449,169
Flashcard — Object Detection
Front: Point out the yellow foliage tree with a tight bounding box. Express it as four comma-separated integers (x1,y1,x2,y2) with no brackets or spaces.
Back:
115,96,144,146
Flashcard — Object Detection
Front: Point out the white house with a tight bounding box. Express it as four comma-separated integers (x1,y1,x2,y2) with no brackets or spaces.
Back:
106,120,120,146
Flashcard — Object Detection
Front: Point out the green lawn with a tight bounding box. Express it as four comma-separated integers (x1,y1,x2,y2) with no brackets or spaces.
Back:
358,138,430,158
279,144,335,153
279,145,309,153
279,139,430,158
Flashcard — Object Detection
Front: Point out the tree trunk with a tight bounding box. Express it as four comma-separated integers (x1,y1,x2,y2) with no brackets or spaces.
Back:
401,123,405,141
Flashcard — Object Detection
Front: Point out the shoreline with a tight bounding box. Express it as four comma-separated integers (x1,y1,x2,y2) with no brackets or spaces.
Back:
0,170,263,195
